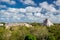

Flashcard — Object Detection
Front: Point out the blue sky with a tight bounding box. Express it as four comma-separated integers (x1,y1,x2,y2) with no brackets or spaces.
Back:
0,0,60,23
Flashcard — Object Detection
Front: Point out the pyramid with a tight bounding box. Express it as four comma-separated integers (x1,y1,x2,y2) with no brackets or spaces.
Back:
43,18,53,26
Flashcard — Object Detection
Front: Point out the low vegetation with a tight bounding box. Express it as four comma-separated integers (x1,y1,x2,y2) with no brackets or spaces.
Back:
0,23,60,40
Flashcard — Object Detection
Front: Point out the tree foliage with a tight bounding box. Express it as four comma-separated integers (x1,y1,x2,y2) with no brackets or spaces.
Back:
0,23,60,40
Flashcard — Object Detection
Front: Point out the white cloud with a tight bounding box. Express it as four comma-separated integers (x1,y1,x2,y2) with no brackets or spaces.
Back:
20,0,36,5
9,1,16,5
0,5,7,9
54,0,60,6
34,13,41,17
0,0,16,5
0,8,25,21
26,13,33,16
26,6,42,13
39,2,57,12
19,8,26,13
0,4,60,23
7,8,18,13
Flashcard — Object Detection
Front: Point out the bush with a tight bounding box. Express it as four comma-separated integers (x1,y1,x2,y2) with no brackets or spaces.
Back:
47,25,60,40
25,34,36,40
30,22,41,26
0,33,4,40
47,34,56,40
0,22,5,25
0,23,60,40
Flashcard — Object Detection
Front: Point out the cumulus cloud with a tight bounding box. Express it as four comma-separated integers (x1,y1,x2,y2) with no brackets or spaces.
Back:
0,1,60,23
0,9,25,22
0,5,60,23
54,0,60,6
39,2,57,12
0,5,7,9
0,0,16,5
20,0,36,5
26,6,42,13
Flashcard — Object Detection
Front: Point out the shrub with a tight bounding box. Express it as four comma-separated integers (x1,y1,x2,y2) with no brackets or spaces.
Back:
30,26,49,40
25,34,36,40
47,34,56,40
47,25,60,40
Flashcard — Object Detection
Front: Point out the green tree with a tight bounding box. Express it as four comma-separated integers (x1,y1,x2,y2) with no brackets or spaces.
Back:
47,34,56,40
25,34,36,40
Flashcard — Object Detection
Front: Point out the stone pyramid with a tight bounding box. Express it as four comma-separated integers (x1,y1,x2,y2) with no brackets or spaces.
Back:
43,18,53,26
